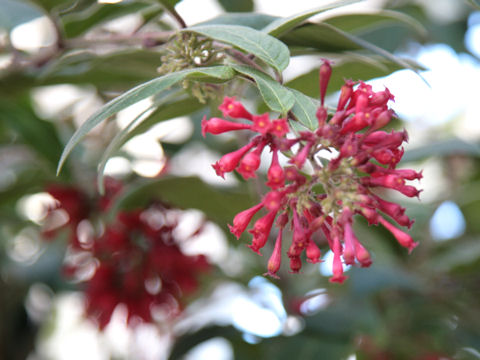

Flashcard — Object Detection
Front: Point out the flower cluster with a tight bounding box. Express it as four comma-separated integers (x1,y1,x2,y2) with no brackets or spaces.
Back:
202,61,421,283
43,181,210,328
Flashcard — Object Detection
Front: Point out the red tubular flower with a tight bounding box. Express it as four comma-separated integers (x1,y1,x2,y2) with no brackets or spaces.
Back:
201,116,251,137
219,96,253,120
212,141,256,178
228,202,264,239
205,63,420,282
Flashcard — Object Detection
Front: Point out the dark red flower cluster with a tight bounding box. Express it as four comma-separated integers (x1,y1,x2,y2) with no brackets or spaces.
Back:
202,61,421,283
43,180,210,328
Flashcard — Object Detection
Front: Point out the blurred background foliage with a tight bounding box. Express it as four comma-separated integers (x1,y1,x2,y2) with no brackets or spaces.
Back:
0,0,480,359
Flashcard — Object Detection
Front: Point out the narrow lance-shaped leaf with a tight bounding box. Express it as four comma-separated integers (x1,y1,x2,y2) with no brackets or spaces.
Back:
56,65,235,175
97,106,156,195
233,65,295,114
185,24,290,73
263,0,362,37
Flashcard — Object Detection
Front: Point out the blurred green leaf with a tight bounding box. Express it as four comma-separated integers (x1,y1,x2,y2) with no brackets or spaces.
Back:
197,13,277,29
263,0,361,37
428,238,480,272
0,100,63,169
0,0,44,30
288,88,319,130
112,176,253,228
57,65,235,174
467,0,480,10
233,65,295,114
217,0,253,12
324,10,427,38
62,1,153,38
186,24,290,72
39,49,161,90
402,138,480,163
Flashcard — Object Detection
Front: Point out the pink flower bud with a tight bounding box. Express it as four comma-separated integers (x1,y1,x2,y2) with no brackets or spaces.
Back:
265,230,283,278
266,150,285,189
319,60,332,105
306,240,322,264
316,106,327,127
289,256,302,273
330,235,348,284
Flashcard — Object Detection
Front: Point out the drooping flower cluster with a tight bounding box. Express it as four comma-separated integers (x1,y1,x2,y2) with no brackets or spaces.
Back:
202,61,421,283
43,181,210,328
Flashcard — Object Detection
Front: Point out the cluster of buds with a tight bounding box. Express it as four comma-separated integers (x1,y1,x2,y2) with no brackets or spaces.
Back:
202,60,421,283
43,181,210,328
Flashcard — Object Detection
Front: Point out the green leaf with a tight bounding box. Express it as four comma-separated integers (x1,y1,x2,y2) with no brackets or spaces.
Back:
56,65,235,175
288,88,319,130
111,176,254,228
217,0,253,12
263,0,362,37
0,0,44,30
196,13,277,30
402,138,480,163
324,10,427,38
428,238,480,272
62,1,153,38
186,24,290,73
233,65,295,114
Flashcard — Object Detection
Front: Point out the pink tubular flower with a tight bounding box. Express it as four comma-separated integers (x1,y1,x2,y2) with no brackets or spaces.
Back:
379,217,418,253
237,149,262,179
212,141,256,178
201,116,251,137
228,202,264,239
219,96,253,120
248,210,278,254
